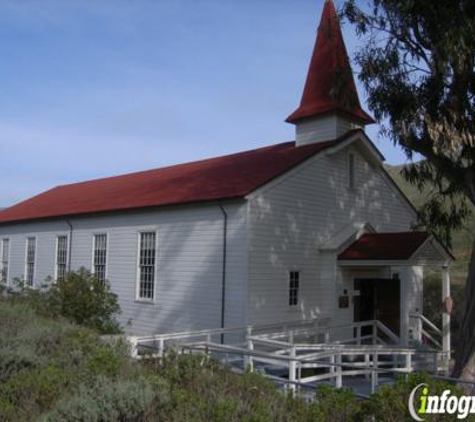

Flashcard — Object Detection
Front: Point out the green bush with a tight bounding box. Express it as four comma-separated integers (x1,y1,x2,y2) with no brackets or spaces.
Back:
313,385,361,422
362,372,475,421
42,376,167,422
0,301,470,422
0,302,139,422
0,364,68,419
6,267,121,334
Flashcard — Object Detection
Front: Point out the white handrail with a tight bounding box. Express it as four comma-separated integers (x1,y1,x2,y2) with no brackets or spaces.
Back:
410,313,442,336
375,321,400,344
131,317,331,343
180,341,444,394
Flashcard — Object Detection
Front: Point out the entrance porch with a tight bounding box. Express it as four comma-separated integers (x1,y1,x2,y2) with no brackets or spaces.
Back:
337,231,454,371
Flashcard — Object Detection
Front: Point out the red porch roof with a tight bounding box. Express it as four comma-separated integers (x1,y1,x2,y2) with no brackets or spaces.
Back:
338,232,430,261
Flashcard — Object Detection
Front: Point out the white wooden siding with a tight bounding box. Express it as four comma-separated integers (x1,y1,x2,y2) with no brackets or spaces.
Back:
0,202,248,335
296,115,363,145
413,240,446,264
247,141,416,326
0,136,419,337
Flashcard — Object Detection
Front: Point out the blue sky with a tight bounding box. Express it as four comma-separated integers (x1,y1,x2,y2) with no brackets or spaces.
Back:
0,0,407,206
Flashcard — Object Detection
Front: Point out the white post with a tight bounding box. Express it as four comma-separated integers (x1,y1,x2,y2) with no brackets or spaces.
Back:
417,317,423,342
371,352,378,393
245,327,254,372
335,354,343,388
158,339,165,358
288,346,296,393
289,330,294,344
405,352,412,374
442,265,451,372
364,353,370,380
401,268,410,347
129,337,139,359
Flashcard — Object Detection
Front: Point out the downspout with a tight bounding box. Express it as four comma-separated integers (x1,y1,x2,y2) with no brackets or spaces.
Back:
66,220,73,274
218,205,228,344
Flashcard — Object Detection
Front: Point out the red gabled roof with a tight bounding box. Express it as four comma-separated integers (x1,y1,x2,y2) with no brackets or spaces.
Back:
286,0,374,125
0,131,359,224
338,232,430,261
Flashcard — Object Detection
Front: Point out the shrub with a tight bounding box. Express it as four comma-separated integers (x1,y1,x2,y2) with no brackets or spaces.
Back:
362,373,472,422
5,268,122,334
2,300,472,422
0,344,45,383
0,302,140,421
42,376,168,422
0,364,68,420
313,385,361,422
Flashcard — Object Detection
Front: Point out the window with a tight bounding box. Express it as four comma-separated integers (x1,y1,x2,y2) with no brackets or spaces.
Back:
25,237,36,287
56,236,68,280
348,152,355,189
93,234,107,284
1,239,9,284
137,232,156,300
289,271,300,307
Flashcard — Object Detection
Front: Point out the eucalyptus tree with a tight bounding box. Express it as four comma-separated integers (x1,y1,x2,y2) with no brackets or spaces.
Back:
342,0,475,380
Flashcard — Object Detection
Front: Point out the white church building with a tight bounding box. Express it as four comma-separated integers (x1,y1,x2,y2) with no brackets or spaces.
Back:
0,1,452,349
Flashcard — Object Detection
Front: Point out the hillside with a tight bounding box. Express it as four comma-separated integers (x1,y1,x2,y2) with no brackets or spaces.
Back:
385,164,474,285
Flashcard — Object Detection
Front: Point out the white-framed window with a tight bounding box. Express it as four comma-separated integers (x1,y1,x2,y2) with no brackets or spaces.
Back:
25,237,36,287
137,231,156,300
348,152,355,189
289,271,300,307
55,236,68,280
1,238,9,284
93,234,107,284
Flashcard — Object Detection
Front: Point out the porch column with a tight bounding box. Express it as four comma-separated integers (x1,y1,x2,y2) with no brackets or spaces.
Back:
442,265,451,364
399,266,410,347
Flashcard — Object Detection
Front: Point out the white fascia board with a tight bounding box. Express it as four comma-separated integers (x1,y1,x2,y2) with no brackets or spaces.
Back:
244,147,327,201
319,222,376,252
324,131,385,166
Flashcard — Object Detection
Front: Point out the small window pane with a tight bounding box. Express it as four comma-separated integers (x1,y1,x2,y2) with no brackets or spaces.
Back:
26,237,36,287
1,239,9,284
289,271,300,307
56,236,68,280
94,234,107,284
138,232,156,300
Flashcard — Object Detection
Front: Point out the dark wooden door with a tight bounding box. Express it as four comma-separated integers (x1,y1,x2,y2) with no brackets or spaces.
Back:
375,278,400,335
354,278,400,336
353,279,376,336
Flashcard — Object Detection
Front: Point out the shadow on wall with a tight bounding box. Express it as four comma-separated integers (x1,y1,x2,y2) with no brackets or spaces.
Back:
122,148,410,336
247,149,407,325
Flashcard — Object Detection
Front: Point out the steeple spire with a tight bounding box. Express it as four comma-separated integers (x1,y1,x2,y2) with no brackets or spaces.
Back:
287,0,374,145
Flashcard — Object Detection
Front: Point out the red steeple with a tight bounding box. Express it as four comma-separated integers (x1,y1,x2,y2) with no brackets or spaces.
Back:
286,0,374,125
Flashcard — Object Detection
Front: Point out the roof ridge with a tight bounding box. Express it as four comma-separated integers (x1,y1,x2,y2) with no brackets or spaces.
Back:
56,140,296,188
0,130,361,224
